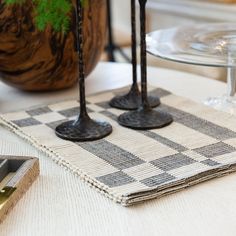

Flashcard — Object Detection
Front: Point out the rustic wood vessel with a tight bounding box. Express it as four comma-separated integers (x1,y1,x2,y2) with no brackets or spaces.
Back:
0,0,106,91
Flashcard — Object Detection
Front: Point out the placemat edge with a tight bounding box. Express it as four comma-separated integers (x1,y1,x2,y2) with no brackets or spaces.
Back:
125,163,236,205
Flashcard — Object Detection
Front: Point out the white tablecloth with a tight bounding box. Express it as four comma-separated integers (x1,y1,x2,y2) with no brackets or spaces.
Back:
0,62,235,236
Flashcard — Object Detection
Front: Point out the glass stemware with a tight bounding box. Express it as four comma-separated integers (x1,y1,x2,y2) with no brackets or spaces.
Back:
147,23,236,115
55,0,112,141
118,0,173,129
204,65,236,114
109,0,160,110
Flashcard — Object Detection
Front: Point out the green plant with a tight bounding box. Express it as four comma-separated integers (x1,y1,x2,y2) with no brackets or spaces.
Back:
4,0,87,33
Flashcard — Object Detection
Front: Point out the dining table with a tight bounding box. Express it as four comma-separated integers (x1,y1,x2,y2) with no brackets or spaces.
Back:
0,62,235,236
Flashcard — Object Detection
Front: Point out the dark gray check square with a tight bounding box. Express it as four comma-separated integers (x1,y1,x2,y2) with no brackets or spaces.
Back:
141,173,176,187
46,119,68,130
151,153,196,171
97,171,135,188
58,107,93,118
201,159,220,167
161,105,188,120
26,107,52,116
12,118,41,127
58,107,80,118
95,102,111,110
194,142,236,158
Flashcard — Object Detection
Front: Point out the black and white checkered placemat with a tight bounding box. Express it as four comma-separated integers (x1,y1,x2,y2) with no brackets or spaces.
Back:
1,87,236,206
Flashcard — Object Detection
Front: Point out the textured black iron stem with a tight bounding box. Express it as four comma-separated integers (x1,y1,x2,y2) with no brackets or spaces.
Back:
139,0,149,109
131,0,137,85
109,0,160,110
76,0,88,118
106,0,115,62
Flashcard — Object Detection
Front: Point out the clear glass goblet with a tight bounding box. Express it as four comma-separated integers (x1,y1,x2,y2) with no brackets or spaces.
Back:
147,23,236,115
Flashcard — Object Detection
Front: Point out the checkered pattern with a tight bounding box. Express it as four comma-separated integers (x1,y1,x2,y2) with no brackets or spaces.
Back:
2,87,236,206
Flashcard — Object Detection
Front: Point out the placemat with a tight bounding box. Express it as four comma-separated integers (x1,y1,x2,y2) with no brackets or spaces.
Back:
1,87,236,206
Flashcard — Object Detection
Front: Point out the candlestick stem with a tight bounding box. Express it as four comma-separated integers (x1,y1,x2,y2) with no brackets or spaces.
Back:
55,0,112,142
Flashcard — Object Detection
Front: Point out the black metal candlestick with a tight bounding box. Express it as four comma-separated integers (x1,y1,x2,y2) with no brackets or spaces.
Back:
109,0,160,110
118,0,173,129
55,0,112,141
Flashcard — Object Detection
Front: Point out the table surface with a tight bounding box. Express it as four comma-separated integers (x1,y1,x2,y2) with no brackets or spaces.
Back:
0,62,235,236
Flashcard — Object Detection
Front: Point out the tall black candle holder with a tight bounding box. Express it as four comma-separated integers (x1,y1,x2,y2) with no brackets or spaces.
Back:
55,0,112,141
109,0,160,110
118,0,173,130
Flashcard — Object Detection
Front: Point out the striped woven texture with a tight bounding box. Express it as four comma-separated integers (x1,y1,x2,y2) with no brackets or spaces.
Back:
1,87,236,206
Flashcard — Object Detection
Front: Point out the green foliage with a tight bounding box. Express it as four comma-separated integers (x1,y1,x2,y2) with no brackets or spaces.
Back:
4,0,87,33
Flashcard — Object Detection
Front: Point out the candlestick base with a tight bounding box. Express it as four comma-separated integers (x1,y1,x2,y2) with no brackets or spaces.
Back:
118,107,173,130
109,85,160,110
55,117,112,142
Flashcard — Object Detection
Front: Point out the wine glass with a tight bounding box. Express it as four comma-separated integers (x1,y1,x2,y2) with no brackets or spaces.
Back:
147,23,236,115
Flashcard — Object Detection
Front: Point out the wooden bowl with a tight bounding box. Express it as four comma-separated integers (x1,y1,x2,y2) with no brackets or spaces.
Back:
0,0,107,91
